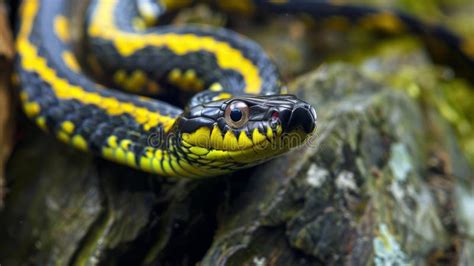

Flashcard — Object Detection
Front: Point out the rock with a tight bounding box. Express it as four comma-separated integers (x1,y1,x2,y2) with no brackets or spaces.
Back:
0,124,226,265
200,64,473,265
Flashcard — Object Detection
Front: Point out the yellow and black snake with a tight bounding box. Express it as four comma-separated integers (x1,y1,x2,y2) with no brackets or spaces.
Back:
15,0,474,178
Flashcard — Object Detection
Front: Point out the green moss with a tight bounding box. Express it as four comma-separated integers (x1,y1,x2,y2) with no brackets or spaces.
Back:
330,33,474,167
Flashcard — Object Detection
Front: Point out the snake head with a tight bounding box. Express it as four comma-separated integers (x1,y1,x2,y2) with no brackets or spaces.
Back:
174,95,317,174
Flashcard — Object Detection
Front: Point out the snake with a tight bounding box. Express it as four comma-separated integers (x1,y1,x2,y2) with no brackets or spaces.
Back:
15,0,474,178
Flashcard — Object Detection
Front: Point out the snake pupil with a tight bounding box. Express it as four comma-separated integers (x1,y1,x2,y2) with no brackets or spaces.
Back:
230,108,242,121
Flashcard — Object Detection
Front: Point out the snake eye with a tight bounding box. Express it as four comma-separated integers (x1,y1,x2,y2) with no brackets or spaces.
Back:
225,101,249,128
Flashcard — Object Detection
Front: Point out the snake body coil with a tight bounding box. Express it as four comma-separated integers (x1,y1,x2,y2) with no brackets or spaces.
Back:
16,0,318,178
16,0,474,178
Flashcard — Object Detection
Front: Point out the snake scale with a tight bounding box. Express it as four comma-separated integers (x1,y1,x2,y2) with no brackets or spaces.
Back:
15,0,474,178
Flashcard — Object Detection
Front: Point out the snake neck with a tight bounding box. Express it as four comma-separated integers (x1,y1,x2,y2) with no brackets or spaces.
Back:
143,131,234,178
